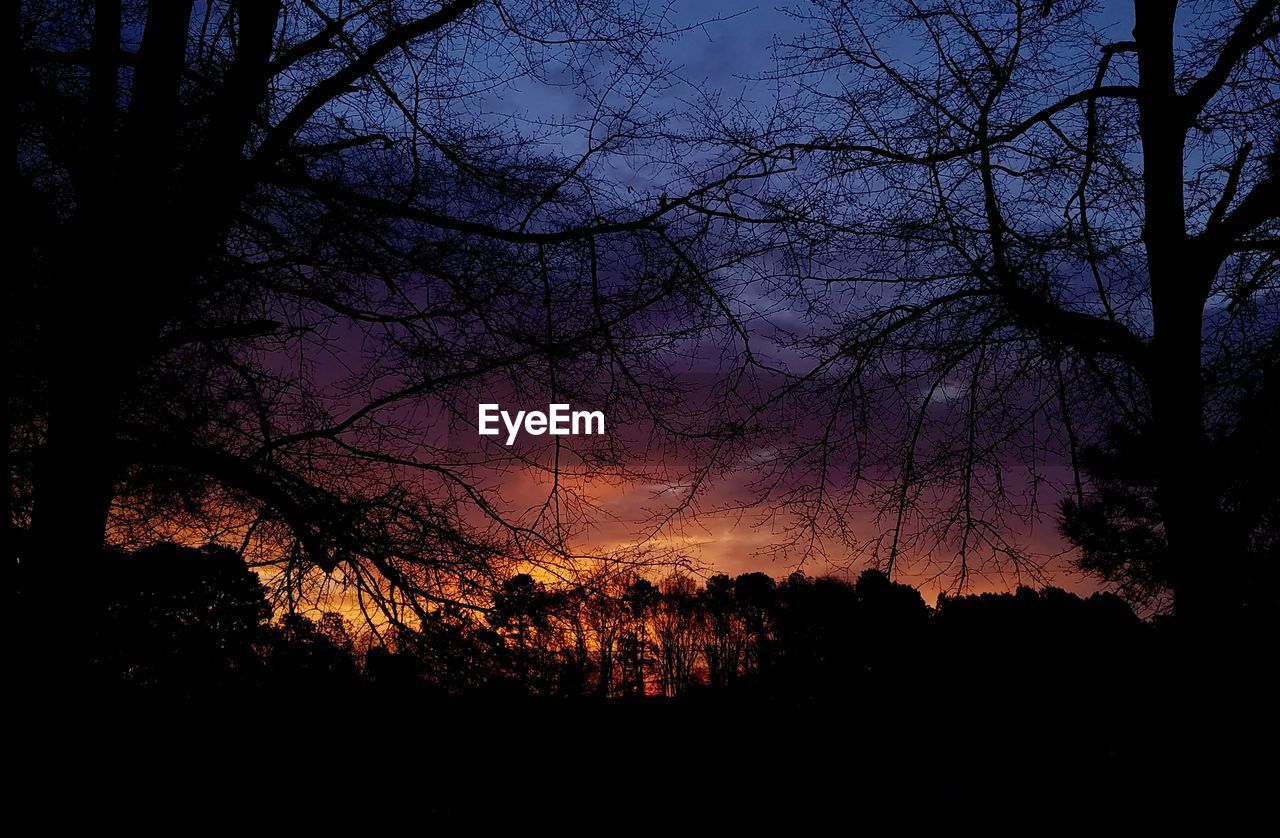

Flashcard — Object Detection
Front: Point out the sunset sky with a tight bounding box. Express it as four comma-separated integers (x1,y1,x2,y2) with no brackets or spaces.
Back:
417,0,1134,599
77,0,1142,605
252,0,1138,603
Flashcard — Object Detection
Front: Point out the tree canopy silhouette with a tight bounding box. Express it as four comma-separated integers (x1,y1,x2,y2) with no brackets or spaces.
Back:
14,0,755,630
707,0,1279,618
86,543,271,691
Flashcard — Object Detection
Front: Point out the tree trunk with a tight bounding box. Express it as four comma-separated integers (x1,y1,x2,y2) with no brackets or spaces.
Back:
29,365,120,565
28,213,131,569
1148,292,1225,622
1135,0,1231,625
22,236,130,685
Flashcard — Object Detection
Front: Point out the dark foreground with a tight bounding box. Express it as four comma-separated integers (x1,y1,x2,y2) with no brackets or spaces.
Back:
14,545,1276,820
14,659,1275,824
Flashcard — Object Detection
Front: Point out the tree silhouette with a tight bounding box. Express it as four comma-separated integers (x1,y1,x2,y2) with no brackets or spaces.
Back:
489,573,556,687
732,572,777,681
38,536,1190,727
1063,420,1280,617
771,573,861,696
932,584,1147,695
852,569,930,675
711,0,1279,621
1059,423,1175,612
700,573,745,689
267,611,361,693
619,576,658,695
87,543,270,692
652,574,700,697
585,573,631,697
14,0,750,642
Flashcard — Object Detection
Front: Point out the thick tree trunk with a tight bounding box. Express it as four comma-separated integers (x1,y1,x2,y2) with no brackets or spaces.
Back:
1135,0,1233,625
23,235,131,685
28,205,130,568
29,365,120,565
1148,291,1225,622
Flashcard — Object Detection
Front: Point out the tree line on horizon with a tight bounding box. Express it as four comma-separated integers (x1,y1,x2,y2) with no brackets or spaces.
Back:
56,542,1157,700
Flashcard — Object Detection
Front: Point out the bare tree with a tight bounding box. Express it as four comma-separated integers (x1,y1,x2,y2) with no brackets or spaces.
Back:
700,573,746,686
582,569,629,696
704,0,1278,618
14,1,753,636
618,574,657,693
651,573,700,695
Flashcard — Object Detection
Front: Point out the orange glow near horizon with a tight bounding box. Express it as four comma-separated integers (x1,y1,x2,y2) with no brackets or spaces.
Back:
478,462,1097,605
104,450,1097,621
